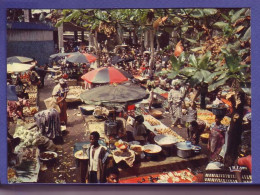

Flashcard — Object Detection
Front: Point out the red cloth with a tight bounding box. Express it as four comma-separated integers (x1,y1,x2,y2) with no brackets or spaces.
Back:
238,155,252,174
160,93,168,99
58,97,67,125
119,170,197,184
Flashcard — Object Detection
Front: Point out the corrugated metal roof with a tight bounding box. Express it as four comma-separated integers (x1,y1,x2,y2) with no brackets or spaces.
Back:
7,22,55,31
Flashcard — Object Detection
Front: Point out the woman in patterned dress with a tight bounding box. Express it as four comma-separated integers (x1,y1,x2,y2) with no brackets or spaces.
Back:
208,115,228,161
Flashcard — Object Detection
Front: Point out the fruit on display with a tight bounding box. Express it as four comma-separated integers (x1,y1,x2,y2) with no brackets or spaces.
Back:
115,140,128,151
23,106,39,117
67,86,84,99
144,116,161,126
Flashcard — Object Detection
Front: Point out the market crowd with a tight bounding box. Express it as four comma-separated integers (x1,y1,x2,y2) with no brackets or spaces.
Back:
7,42,251,183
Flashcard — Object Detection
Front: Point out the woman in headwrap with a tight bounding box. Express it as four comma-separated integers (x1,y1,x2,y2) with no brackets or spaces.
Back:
52,79,69,125
208,115,228,161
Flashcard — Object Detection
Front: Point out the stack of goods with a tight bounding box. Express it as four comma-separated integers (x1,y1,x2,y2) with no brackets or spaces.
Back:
24,85,38,93
143,115,185,142
28,93,38,105
66,79,77,86
119,170,197,183
66,86,84,101
144,115,161,126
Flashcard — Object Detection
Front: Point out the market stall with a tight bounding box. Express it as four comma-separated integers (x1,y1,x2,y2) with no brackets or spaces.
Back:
66,86,84,103
143,115,185,142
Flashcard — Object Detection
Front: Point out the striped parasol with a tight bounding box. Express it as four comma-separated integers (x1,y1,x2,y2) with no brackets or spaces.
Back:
66,52,97,63
7,56,33,64
81,67,133,84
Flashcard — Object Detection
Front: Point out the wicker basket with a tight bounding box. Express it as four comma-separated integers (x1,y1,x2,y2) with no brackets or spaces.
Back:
150,109,162,119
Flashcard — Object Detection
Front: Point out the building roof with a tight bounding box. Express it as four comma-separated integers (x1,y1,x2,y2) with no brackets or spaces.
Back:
7,22,55,31
63,22,86,31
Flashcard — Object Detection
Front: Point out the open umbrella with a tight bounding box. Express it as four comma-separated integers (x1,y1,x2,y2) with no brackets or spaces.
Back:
49,52,77,59
7,56,33,64
81,67,133,84
7,85,18,101
111,55,135,65
66,52,97,63
80,83,148,106
7,63,35,73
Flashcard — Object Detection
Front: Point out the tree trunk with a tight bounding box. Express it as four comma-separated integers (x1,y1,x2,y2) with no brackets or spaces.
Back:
224,92,245,167
133,29,138,45
117,25,123,45
140,30,144,53
149,29,155,77
144,30,150,50
156,35,160,51
94,30,101,67
89,33,95,48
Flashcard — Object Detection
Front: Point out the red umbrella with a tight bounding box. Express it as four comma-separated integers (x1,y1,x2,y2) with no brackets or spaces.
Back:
81,67,133,84
66,52,97,63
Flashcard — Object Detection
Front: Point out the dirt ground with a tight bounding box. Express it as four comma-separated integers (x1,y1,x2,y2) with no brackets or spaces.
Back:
36,75,208,184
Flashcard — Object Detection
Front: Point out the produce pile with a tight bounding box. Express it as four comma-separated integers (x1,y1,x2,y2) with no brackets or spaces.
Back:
67,86,83,100
144,115,161,126
23,106,39,117
197,109,230,127
13,126,42,148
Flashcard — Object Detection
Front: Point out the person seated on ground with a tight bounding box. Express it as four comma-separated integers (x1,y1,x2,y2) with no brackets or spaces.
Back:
30,67,41,87
133,115,148,145
213,90,224,105
106,167,120,183
7,98,30,122
187,120,206,145
86,131,108,183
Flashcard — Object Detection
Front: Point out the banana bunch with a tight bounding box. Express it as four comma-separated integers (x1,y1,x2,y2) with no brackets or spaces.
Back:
98,22,116,37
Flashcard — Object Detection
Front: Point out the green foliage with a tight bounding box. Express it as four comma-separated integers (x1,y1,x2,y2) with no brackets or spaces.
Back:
52,8,250,93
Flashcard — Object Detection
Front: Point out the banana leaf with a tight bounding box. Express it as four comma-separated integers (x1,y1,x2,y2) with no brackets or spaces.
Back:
208,77,229,92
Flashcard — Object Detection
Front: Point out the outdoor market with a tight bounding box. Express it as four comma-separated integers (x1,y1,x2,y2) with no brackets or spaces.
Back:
7,8,251,184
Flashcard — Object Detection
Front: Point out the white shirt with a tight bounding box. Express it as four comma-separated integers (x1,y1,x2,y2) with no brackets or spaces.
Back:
89,145,102,171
